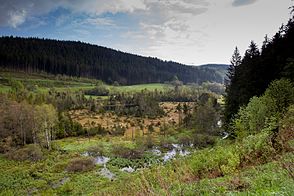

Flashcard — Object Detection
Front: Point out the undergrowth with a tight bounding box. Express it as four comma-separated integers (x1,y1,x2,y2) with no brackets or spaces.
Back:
0,128,293,195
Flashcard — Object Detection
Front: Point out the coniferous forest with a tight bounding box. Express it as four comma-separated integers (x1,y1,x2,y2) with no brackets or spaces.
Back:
0,37,223,85
224,15,294,129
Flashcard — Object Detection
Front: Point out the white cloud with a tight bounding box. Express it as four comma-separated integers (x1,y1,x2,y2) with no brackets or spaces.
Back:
83,18,115,26
116,0,292,65
117,0,210,63
61,0,146,15
8,9,27,28
0,0,146,28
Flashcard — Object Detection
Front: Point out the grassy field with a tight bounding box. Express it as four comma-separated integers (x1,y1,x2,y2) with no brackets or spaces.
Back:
108,83,172,93
0,70,171,94
0,131,293,195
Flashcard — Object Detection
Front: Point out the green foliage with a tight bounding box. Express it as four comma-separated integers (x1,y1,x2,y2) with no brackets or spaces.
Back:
233,96,275,137
280,105,294,131
112,145,145,159
264,78,294,114
224,16,294,127
189,99,220,136
193,134,216,148
232,79,294,138
87,144,105,156
0,124,293,195
105,91,164,118
84,84,109,96
9,78,25,92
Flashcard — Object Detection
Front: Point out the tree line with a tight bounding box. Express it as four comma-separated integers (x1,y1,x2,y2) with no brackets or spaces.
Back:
224,9,294,135
0,36,223,85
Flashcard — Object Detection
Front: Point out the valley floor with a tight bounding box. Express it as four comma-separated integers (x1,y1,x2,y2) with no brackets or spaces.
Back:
0,131,293,195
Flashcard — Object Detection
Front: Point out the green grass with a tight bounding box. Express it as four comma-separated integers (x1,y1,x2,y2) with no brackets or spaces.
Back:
108,83,172,93
172,154,294,195
98,131,294,195
0,130,293,195
0,70,96,93
53,136,136,153
0,84,10,93
0,71,172,94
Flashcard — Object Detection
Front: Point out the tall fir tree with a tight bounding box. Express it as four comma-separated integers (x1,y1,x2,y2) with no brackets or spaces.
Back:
224,12,294,132
226,47,241,85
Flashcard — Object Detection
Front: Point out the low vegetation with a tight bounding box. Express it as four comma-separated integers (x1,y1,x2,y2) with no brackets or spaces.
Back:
66,157,95,173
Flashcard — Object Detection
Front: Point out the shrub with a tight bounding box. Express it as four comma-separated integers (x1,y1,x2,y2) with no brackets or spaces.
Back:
264,79,294,114
87,145,105,156
193,134,216,148
111,124,126,136
6,144,43,162
85,85,109,96
232,79,294,139
87,125,108,136
233,96,276,138
0,136,13,153
237,131,276,165
277,105,294,150
66,157,95,173
144,134,156,149
112,146,144,159
159,136,177,150
177,131,194,146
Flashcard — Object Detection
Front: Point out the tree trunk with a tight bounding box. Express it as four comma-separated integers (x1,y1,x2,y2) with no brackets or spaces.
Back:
44,120,51,150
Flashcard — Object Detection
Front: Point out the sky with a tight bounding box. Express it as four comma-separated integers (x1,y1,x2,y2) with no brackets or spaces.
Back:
0,0,293,65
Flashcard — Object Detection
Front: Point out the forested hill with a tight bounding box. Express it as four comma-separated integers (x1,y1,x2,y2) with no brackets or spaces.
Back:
0,36,223,85
199,64,229,83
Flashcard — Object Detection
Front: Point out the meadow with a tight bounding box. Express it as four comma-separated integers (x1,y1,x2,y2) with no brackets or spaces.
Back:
0,129,293,195
0,70,172,94
0,70,293,195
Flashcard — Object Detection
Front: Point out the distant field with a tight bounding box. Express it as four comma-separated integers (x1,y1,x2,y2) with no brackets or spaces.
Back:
0,71,172,94
108,83,172,93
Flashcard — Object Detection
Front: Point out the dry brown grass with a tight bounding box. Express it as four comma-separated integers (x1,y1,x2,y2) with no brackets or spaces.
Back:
66,157,95,173
69,102,194,138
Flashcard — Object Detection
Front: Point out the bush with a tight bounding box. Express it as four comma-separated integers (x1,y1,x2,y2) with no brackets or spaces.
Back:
159,136,177,150
0,136,14,153
264,79,294,114
233,96,276,138
177,131,194,146
193,134,216,148
66,157,95,173
277,105,294,150
237,131,276,165
87,125,108,136
111,125,126,136
87,145,105,156
85,85,109,96
232,79,294,139
6,144,43,162
112,146,144,159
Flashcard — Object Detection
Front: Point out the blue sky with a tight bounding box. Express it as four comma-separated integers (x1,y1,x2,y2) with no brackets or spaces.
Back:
0,0,292,65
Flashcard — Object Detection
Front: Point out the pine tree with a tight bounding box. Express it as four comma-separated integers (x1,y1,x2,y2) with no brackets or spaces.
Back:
226,47,241,85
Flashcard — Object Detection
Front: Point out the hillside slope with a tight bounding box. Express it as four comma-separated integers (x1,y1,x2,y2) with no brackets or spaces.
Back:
0,37,223,85
199,64,229,83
